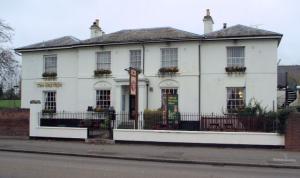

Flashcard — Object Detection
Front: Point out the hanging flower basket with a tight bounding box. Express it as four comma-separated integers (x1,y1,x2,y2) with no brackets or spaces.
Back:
42,109,56,114
158,67,179,74
42,72,57,78
225,66,246,73
94,69,112,77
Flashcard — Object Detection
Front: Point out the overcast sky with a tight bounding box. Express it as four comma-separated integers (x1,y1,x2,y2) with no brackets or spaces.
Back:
1,0,299,64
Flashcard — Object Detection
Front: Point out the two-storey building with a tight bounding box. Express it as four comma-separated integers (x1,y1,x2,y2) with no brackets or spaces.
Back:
16,10,282,114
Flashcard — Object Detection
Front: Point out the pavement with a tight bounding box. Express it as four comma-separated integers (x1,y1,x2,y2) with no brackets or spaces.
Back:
0,138,300,169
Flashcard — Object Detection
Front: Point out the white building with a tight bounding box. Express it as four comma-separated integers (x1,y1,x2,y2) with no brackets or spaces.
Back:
16,10,282,115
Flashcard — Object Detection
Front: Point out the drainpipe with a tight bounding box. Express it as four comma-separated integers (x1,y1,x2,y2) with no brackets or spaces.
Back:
142,43,145,75
146,82,149,109
198,44,201,114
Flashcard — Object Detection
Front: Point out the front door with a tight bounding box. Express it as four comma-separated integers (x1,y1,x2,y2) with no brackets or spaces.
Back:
121,85,129,112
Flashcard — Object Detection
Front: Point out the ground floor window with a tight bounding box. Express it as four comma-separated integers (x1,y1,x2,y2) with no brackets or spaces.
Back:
43,91,56,111
96,90,111,109
161,88,178,108
227,87,245,113
161,88,178,96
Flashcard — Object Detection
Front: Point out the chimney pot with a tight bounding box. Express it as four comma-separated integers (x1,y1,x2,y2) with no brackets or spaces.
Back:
206,9,210,16
90,19,104,38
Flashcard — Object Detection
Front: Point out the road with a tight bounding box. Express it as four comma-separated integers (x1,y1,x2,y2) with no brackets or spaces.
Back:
0,151,299,178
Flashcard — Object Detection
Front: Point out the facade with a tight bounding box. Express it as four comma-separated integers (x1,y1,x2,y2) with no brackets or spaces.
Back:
16,10,282,115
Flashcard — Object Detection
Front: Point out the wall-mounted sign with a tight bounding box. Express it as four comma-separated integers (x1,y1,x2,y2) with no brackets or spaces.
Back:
30,100,41,104
36,82,62,88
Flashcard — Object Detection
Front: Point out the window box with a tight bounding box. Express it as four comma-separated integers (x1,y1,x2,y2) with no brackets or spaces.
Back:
94,107,106,112
158,67,179,74
42,72,57,78
225,66,246,73
94,69,112,77
42,109,56,114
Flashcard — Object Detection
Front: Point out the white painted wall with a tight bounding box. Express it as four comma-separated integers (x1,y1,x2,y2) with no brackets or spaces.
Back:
29,102,87,139
114,129,284,146
200,39,278,114
21,39,278,114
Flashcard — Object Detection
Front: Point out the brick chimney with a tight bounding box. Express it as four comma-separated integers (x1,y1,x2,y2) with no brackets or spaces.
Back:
90,19,104,38
203,9,214,34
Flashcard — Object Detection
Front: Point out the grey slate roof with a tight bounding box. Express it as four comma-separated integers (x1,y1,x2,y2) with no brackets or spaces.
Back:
278,65,300,88
204,24,282,39
15,36,81,51
15,25,282,52
80,27,201,45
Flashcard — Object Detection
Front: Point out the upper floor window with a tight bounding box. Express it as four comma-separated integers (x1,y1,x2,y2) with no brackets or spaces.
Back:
130,50,141,70
44,55,57,73
227,87,245,113
96,51,111,70
43,91,56,111
227,47,245,67
161,48,178,68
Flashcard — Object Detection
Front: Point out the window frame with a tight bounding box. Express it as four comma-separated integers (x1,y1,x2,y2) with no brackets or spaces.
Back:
160,48,178,68
43,54,57,73
43,91,56,111
129,50,142,71
96,51,111,70
226,87,245,113
96,89,111,109
226,46,245,67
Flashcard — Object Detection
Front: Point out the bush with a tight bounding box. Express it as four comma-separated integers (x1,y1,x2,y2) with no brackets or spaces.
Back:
296,106,300,112
237,99,266,117
277,107,295,134
143,109,163,129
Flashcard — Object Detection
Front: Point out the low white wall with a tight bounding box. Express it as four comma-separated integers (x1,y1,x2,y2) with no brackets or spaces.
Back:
30,102,88,139
31,127,87,139
114,129,284,146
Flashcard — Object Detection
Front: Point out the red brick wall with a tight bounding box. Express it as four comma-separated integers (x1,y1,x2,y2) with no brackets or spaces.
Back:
0,109,29,137
285,112,300,150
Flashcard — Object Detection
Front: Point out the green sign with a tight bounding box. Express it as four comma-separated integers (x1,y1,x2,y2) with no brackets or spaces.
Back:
162,94,179,120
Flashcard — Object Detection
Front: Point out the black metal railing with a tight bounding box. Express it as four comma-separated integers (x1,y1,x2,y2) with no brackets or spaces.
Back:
39,112,110,128
38,111,278,133
115,112,278,133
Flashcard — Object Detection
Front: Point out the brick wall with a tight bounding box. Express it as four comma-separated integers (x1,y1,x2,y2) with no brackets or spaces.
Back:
285,112,300,150
0,109,29,137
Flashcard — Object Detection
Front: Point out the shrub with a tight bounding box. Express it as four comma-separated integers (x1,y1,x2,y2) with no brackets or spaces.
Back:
296,106,300,112
237,99,266,116
143,109,163,129
277,107,295,134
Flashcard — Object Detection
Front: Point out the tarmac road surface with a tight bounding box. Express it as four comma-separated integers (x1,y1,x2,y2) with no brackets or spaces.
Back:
0,151,299,178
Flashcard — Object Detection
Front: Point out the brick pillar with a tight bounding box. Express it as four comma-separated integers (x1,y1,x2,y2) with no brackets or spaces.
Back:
285,112,300,150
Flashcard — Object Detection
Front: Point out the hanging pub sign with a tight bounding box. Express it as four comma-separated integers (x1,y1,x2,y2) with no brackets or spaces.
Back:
130,69,137,95
128,67,139,123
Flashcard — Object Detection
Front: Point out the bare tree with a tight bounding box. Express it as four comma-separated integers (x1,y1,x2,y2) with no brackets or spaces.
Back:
0,19,18,83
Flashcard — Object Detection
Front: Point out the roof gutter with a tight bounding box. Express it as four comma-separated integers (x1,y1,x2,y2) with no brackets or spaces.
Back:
15,38,202,53
203,35,283,45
